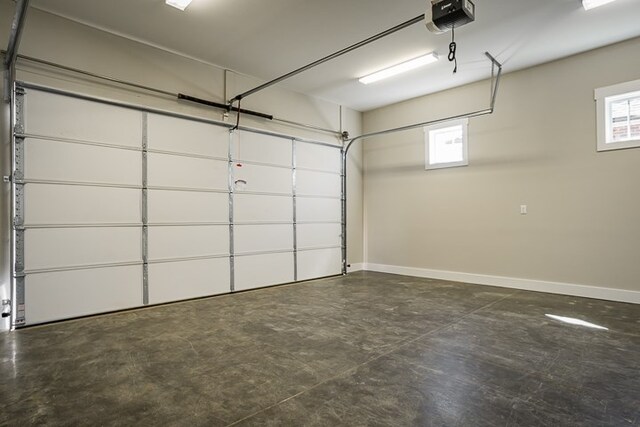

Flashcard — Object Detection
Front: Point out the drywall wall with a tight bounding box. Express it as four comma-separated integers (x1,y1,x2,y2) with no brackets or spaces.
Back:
363,36,640,298
0,0,364,330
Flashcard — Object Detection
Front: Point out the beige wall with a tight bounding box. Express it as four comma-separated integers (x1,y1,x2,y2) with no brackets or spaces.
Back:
363,37,640,294
0,1,365,330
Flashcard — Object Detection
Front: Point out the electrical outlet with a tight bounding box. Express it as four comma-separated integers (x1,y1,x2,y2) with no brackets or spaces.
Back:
520,205,528,215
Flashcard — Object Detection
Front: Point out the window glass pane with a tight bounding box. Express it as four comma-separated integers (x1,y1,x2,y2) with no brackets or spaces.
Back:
631,97,640,139
610,99,629,121
607,95,640,143
429,126,463,164
597,83,640,151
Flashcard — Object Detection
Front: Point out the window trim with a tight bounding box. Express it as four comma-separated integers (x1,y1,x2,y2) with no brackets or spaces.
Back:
424,118,469,170
595,79,640,152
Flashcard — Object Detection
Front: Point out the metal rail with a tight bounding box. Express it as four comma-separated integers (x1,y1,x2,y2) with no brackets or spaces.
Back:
16,81,342,148
4,0,31,329
228,14,426,104
7,53,342,136
340,52,503,274
3,0,30,101
3,0,30,67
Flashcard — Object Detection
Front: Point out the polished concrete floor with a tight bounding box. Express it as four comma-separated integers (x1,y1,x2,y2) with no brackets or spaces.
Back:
1,271,639,426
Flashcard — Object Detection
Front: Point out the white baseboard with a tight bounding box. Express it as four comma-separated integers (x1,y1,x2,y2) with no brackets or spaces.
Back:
347,263,365,273
364,263,640,304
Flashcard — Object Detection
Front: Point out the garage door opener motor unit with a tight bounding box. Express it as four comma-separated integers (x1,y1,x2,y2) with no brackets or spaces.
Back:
425,0,475,73
426,0,475,34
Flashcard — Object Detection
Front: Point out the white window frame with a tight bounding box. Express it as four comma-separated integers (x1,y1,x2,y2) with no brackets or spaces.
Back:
424,118,469,170
595,79,640,152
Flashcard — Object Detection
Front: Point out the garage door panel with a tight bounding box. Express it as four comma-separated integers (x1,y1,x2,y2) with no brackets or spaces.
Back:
147,114,229,158
24,265,143,325
297,170,340,197
147,153,228,190
147,190,228,224
24,184,141,225
233,163,292,195
19,88,345,326
24,90,142,148
297,223,341,249
297,198,341,223
297,248,342,281
25,227,141,271
234,224,293,254
234,194,292,223
148,258,230,305
233,131,292,166
234,253,294,291
24,138,141,186
148,225,229,261
297,143,340,173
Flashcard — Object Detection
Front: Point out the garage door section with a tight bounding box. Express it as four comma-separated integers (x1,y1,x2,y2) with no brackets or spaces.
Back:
146,114,231,305
231,131,295,291
13,86,343,327
295,142,343,280
18,89,144,325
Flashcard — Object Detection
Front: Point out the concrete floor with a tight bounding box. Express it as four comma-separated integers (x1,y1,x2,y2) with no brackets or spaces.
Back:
0,272,639,426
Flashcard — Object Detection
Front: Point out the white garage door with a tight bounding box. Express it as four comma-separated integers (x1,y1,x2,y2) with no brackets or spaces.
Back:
295,142,343,281
146,113,231,305
232,131,295,291
13,86,342,327
19,90,144,325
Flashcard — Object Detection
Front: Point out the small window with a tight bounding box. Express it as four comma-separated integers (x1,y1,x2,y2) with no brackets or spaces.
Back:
595,79,640,152
424,118,468,170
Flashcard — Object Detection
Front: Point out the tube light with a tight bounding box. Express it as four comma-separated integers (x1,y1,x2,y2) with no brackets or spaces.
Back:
582,0,619,10
166,0,193,11
359,53,439,85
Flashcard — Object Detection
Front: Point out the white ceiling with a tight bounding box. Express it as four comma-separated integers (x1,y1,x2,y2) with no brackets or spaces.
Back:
27,0,640,111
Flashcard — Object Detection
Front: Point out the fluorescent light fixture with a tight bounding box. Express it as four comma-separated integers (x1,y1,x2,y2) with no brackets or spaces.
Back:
582,0,619,10
545,314,608,330
166,0,193,11
359,53,439,85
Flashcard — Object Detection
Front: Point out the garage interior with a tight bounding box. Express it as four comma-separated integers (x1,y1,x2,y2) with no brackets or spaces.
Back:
1,0,639,425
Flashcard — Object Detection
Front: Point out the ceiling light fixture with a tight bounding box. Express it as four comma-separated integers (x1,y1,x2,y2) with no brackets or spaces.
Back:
582,0,619,10
359,53,439,85
166,0,193,11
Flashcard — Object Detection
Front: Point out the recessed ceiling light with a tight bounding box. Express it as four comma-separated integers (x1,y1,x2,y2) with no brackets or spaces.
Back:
582,0,619,10
166,0,193,11
359,53,439,85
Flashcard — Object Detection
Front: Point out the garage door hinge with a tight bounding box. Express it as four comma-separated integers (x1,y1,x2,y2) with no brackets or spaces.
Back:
14,314,26,327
